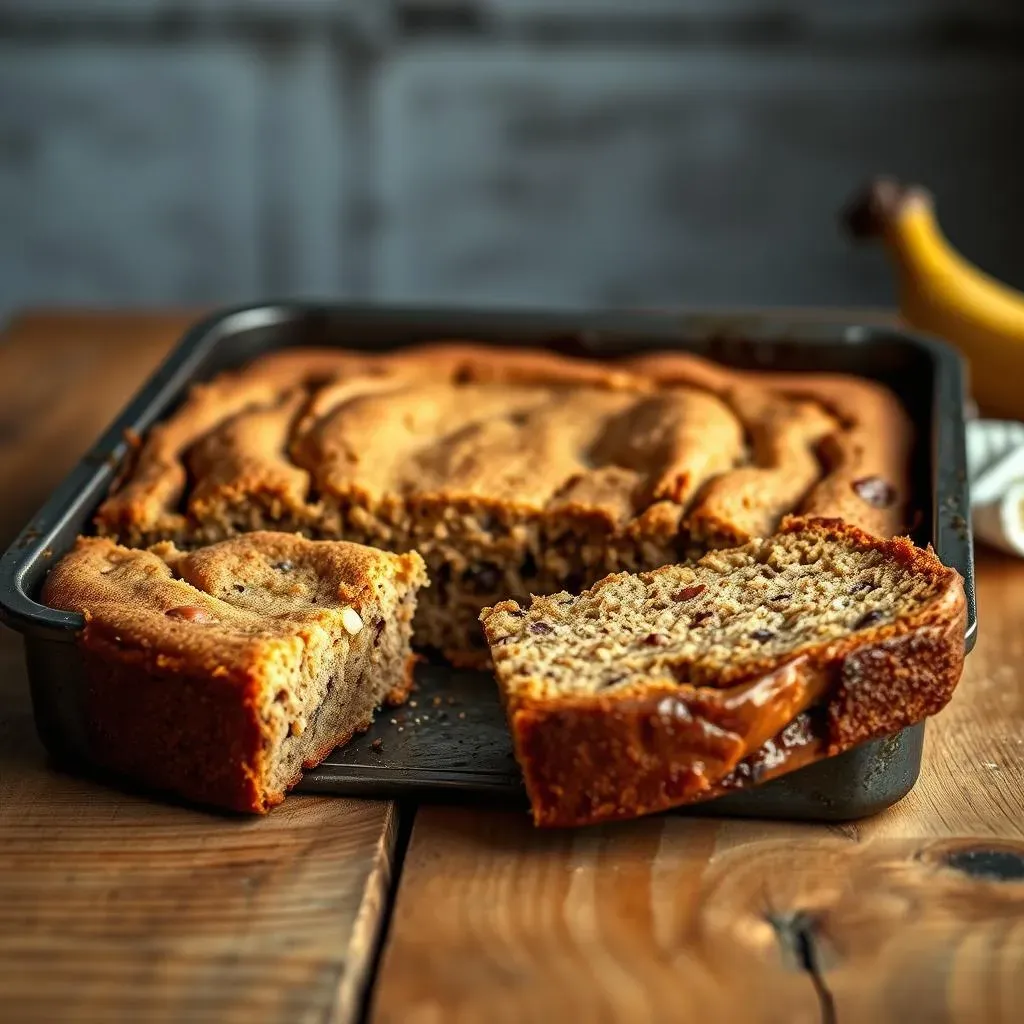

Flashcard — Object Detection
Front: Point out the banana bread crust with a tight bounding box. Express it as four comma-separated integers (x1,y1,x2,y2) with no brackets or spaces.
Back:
481,518,966,827
95,344,912,665
66,642,418,814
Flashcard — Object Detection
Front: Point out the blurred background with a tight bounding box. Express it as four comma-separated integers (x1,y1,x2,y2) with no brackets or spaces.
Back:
2,0,1024,323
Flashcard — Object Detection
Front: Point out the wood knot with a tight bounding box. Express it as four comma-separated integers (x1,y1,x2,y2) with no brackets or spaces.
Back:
944,848,1024,882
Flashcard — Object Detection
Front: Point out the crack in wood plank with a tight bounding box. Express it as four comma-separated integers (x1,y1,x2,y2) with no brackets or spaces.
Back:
767,910,836,1024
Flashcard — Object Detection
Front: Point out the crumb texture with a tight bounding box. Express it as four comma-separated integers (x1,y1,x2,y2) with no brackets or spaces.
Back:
94,344,911,664
481,517,966,827
483,520,946,694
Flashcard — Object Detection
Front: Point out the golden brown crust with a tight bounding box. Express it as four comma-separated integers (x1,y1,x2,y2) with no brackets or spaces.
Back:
97,343,910,544
483,518,966,827
42,532,427,813
73,641,278,814
73,643,422,814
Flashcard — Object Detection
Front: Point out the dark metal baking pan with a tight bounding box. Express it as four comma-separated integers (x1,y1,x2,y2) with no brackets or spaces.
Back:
0,303,977,821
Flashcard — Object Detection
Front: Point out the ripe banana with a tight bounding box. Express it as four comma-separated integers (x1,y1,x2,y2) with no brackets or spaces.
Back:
844,178,1024,420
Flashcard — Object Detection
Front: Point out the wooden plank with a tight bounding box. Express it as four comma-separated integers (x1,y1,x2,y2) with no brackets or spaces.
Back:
372,808,823,1024
0,312,399,1024
0,311,195,545
373,557,1024,1023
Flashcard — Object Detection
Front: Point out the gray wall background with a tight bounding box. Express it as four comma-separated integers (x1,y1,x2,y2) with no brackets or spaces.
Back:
2,1,1024,323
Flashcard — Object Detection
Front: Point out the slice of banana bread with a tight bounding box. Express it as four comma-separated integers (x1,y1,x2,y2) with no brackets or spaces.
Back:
42,531,427,813
480,518,966,827
95,343,910,667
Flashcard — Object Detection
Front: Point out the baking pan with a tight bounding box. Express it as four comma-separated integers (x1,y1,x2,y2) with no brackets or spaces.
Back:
0,303,977,820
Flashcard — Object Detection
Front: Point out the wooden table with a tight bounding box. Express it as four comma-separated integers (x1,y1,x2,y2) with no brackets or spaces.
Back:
1,312,1022,1024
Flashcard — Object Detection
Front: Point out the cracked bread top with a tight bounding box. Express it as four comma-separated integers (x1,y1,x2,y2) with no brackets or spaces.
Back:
43,531,427,679
95,343,911,551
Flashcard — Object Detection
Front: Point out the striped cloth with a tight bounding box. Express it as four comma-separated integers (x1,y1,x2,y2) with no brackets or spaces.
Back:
966,420,1024,556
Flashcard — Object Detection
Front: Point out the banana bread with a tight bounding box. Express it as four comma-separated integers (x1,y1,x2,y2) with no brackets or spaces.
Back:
95,344,911,666
480,518,966,827
42,531,427,813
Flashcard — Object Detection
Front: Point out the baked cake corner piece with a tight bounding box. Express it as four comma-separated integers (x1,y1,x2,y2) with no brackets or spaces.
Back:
42,531,428,813
480,517,966,828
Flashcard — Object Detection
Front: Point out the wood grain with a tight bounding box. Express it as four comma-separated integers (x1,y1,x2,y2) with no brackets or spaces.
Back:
373,556,1024,1024
0,311,399,1024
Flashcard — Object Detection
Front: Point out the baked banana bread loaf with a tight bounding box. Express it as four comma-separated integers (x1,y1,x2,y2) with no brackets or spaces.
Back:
95,344,911,666
42,531,427,813
480,518,966,827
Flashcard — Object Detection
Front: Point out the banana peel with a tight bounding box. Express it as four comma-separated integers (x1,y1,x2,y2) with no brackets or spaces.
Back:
843,178,1024,421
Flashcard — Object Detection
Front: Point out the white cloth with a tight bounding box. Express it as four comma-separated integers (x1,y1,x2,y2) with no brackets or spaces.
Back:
967,420,1024,556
